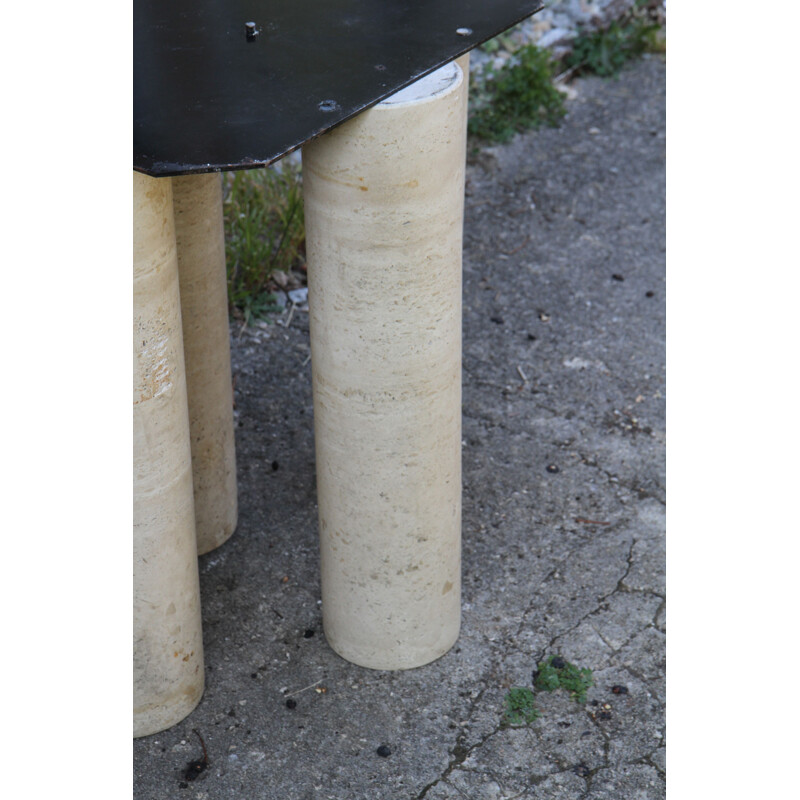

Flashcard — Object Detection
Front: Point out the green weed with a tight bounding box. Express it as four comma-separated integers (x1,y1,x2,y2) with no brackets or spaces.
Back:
503,686,541,726
468,43,565,144
223,162,305,323
533,656,594,704
564,3,665,78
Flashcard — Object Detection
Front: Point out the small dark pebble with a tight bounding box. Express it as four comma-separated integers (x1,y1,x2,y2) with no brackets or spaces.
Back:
183,760,207,782
490,316,504,325
250,672,258,679
227,709,236,717
550,656,566,668
303,628,315,638
597,710,612,720
527,333,537,340
611,685,628,695
591,700,599,707
612,274,624,281
376,744,392,757
179,782,189,789
573,763,591,778
286,698,297,709
645,290,655,297
581,730,592,738
272,460,280,471
546,464,560,474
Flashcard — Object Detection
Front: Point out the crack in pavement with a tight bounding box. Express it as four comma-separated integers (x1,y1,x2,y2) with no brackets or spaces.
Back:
534,538,637,661
418,537,651,798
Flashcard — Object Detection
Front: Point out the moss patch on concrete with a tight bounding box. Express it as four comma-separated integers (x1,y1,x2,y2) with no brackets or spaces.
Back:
533,655,594,704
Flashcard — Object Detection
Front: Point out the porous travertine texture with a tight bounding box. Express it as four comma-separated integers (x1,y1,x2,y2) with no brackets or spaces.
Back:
133,172,204,737
173,173,238,555
302,63,468,669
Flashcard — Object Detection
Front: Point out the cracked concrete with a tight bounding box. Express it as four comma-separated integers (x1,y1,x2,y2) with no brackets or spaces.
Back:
133,54,665,799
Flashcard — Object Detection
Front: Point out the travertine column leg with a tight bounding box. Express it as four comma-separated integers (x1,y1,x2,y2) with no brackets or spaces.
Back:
456,52,470,78
172,173,238,555
302,62,468,670
133,172,204,737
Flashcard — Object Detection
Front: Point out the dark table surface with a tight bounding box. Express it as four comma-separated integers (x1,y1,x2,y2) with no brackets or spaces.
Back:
134,0,543,177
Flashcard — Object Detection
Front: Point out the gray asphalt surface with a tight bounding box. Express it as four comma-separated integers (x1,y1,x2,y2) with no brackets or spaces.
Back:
134,53,665,799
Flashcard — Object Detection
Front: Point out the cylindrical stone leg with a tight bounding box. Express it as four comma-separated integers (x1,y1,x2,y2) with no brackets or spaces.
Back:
302,62,468,670
172,173,238,555
134,172,204,737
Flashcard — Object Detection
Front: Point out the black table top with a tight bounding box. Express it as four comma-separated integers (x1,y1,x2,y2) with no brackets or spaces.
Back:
134,0,543,177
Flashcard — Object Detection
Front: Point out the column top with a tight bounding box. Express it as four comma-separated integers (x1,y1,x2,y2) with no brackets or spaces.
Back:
378,61,461,109
134,0,543,177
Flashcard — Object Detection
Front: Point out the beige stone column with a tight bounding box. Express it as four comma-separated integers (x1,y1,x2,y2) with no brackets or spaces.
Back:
172,173,238,555
302,61,468,670
133,172,204,737
456,52,470,79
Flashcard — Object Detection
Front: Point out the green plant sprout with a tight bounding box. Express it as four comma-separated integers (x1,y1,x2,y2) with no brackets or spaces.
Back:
223,162,306,323
468,44,565,143
533,656,594,704
503,686,541,726
564,2,664,78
